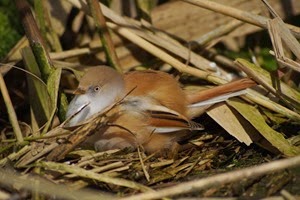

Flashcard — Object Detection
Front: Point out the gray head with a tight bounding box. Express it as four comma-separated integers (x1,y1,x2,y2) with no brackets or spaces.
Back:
66,66,125,126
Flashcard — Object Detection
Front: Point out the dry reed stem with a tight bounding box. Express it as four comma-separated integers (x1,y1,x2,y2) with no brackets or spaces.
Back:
106,22,226,84
78,149,120,162
36,161,153,192
6,45,92,62
138,147,150,182
182,0,300,38
192,19,243,46
50,48,92,60
262,0,300,61
120,155,300,200
269,50,300,73
65,161,125,178
0,73,23,143
87,0,122,72
0,145,30,167
244,90,300,121
0,168,113,200
280,190,297,200
267,18,300,72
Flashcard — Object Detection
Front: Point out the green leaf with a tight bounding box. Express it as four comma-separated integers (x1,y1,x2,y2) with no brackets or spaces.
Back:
42,67,62,133
22,47,52,129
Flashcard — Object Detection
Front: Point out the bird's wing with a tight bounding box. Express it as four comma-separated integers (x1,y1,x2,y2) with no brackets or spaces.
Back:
146,109,204,133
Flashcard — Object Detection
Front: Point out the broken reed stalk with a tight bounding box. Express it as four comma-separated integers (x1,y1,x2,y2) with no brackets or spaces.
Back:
0,74,23,143
87,0,122,73
120,155,300,200
182,0,300,39
269,50,300,73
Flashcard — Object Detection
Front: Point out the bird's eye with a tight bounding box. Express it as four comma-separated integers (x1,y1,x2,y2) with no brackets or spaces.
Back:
94,86,100,92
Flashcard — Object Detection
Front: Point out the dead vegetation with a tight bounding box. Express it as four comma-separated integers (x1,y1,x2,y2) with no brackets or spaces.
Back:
1,0,300,199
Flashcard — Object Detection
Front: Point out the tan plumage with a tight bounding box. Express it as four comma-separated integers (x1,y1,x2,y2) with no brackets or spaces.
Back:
67,66,254,156
67,66,201,156
124,70,187,115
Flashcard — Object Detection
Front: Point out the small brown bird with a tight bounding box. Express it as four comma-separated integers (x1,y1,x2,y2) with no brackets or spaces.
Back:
66,66,203,156
66,66,255,156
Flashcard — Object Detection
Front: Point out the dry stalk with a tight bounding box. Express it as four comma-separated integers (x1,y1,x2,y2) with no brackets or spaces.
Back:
0,168,113,200
138,147,150,182
0,73,23,143
36,161,153,192
120,155,300,200
182,0,300,38
87,0,122,72
106,22,225,84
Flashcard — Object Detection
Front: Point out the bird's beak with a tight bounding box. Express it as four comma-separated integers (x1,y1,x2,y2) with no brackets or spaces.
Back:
73,87,86,95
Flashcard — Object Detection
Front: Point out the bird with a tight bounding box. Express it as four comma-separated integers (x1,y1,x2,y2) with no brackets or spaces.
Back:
66,66,255,156
66,66,204,156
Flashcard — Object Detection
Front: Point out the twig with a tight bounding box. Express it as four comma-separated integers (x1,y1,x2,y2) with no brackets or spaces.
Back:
66,161,125,178
50,48,92,60
261,0,280,18
87,0,122,72
78,149,120,163
120,155,300,200
0,168,113,200
192,19,243,46
0,145,30,167
269,50,300,73
0,73,23,143
245,89,300,121
203,49,240,72
34,0,62,52
182,0,300,39
137,147,150,182
6,47,93,62
0,129,71,143
280,190,297,200
107,22,226,84
36,161,153,192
